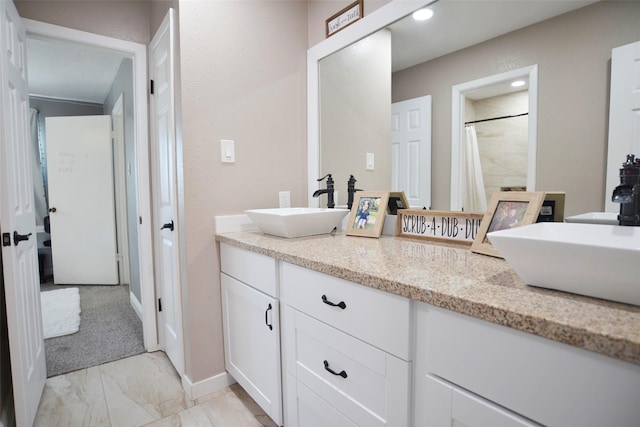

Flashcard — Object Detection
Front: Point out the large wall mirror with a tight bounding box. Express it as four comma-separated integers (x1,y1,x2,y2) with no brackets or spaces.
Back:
308,0,639,216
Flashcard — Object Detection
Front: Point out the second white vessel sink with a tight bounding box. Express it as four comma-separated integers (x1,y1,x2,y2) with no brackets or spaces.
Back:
245,207,349,238
487,222,640,306
565,212,619,225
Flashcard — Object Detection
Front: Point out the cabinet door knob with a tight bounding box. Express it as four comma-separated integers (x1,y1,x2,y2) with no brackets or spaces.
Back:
323,360,347,378
321,294,346,309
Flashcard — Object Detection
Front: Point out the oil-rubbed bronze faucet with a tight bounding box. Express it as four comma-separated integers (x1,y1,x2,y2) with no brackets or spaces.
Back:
313,174,335,208
347,175,363,210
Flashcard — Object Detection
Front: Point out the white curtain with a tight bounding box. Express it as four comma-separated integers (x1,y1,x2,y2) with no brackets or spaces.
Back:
30,108,48,225
464,125,487,213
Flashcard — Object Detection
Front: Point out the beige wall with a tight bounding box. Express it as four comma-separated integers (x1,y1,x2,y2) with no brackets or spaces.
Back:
15,0,151,44
393,1,640,216
177,1,308,380
320,29,391,206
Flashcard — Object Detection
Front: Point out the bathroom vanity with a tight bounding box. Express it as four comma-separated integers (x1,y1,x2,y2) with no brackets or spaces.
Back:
216,230,640,427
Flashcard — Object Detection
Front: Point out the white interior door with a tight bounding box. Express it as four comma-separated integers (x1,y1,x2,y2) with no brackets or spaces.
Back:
46,115,119,285
150,9,184,375
391,96,432,209
0,2,47,425
605,40,640,213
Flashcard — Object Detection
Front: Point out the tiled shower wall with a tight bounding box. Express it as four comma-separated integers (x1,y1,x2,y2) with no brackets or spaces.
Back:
469,90,529,202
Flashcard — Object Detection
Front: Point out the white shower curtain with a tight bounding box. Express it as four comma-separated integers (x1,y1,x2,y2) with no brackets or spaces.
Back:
464,125,487,213
30,108,48,225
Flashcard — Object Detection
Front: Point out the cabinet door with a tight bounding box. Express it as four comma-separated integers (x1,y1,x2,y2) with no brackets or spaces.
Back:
420,374,540,427
221,273,282,425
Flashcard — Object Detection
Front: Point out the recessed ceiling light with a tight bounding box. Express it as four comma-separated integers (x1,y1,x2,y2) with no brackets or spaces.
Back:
412,8,434,21
511,80,526,88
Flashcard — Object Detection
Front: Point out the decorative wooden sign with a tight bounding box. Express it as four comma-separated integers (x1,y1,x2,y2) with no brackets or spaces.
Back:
397,210,484,245
326,0,363,38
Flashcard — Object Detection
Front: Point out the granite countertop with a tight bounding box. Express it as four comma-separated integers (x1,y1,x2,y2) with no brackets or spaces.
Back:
215,230,640,366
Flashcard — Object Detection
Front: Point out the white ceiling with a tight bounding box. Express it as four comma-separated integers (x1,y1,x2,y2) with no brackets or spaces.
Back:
25,0,596,104
27,36,126,104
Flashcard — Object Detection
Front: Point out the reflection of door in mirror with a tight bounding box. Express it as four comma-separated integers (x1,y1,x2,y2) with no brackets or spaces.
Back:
391,96,431,209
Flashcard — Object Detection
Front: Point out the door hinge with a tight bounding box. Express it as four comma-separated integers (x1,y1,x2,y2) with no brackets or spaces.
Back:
139,216,143,225
158,298,162,312
150,79,154,95
2,233,10,247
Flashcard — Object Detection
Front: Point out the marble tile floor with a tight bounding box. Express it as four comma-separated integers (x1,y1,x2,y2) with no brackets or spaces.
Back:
34,351,278,427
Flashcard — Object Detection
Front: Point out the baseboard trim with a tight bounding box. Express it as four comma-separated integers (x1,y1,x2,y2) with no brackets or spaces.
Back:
130,291,143,321
181,371,236,400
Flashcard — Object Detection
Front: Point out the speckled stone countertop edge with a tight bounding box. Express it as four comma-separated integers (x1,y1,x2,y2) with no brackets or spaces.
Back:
215,232,640,366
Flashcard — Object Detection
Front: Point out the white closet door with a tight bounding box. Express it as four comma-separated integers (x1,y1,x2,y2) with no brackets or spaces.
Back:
46,115,119,284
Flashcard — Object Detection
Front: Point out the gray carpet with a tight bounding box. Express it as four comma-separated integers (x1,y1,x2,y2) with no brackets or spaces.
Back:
41,283,145,377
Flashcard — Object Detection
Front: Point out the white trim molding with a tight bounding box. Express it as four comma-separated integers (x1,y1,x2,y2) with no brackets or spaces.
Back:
181,372,236,401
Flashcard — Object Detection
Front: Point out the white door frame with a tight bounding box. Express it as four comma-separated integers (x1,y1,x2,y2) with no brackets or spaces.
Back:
23,19,158,350
112,93,131,285
450,65,538,211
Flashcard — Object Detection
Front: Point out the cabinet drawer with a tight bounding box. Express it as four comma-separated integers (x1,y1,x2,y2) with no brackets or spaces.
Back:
284,306,410,427
281,262,411,360
220,243,277,297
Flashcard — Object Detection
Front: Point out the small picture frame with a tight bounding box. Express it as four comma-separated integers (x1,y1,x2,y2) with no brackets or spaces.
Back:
346,191,389,238
388,191,409,215
471,191,546,257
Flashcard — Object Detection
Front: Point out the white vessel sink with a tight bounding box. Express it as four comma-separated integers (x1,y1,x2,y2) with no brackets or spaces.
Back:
565,212,619,225
487,223,640,306
245,208,349,238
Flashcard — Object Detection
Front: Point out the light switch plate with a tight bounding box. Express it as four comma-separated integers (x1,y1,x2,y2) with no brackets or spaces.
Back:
279,191,291,208
221,139,235,163
366,152,375,170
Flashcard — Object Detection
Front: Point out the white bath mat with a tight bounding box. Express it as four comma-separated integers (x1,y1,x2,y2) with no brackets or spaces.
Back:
41,287,81,339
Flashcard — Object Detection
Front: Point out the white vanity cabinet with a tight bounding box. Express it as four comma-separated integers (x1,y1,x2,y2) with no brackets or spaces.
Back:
219,243,283,426
281,262,413,427
414,303,640,427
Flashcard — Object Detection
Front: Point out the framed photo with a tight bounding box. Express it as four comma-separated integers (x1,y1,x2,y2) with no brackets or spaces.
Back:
387,191,409,215
471,191,546,257
346,191,389,238
326,0,363,38
536,191,565,223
